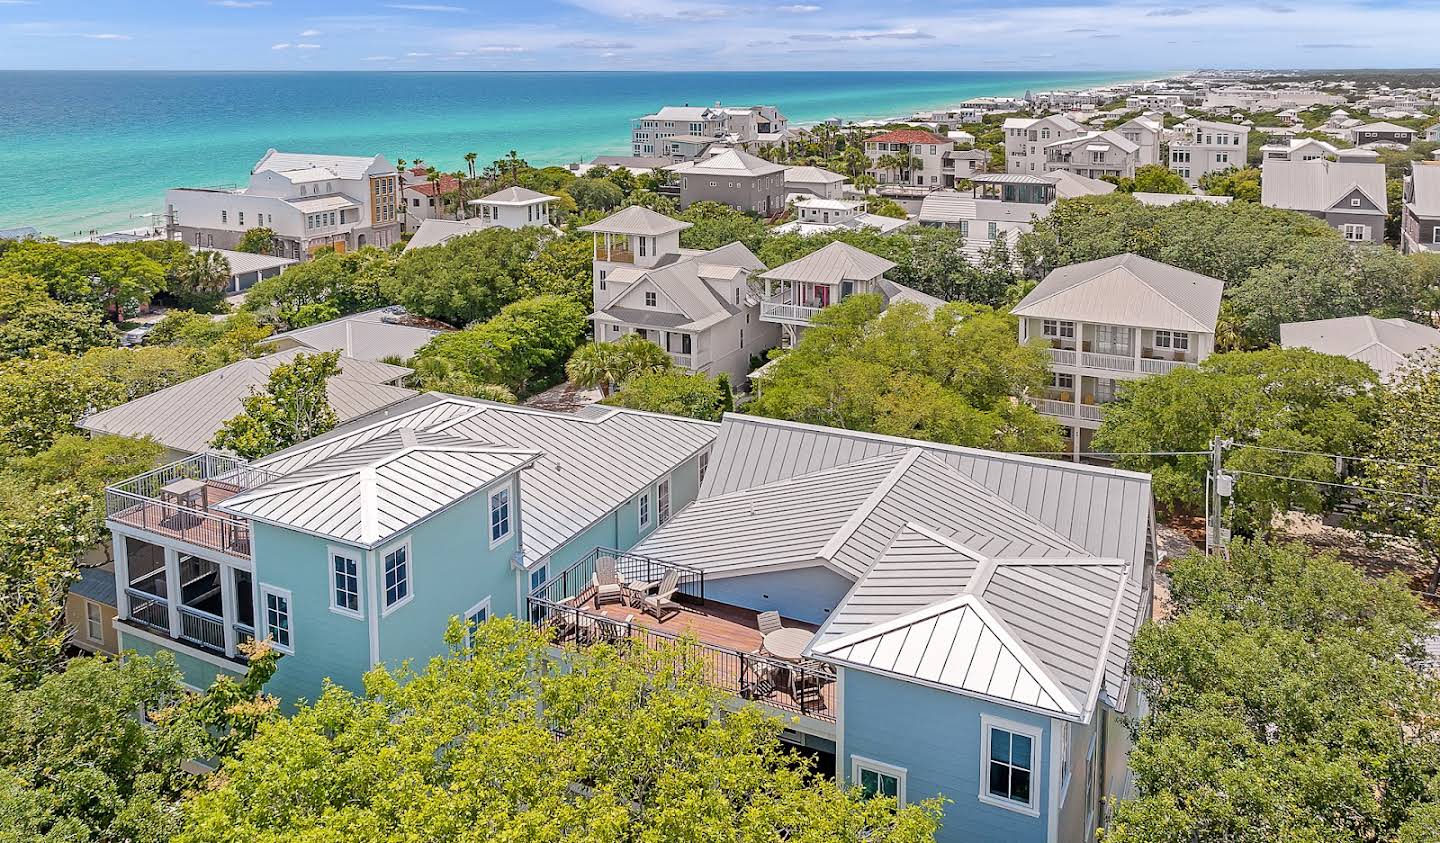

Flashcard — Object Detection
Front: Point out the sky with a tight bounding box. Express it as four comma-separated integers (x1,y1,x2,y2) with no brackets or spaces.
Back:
0,0,1436,72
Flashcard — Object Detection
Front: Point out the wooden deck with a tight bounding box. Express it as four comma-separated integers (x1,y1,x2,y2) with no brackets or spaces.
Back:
109,483,251,558
587,597,818,652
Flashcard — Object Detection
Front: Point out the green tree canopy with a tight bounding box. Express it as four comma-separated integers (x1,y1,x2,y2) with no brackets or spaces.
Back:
1113,164,1192,195
1104,540,1440,843
1198,166,1263,202
602,369,731,420
519,233,595,304
677,201,771,253
566,177,626,212
749,297,1061,452
144,310,273,365
241,248,392,328
1093,348,1379,521
213,351,342,459
386,228,547,326
414,295,588,398
565,334,673,397
177,618,943,842
167,249,232,311
234,227,277,255
0,274,113,359
0,241,166,319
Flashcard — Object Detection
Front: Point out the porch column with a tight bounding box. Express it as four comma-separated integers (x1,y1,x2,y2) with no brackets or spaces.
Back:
1132,327,1141,372
219,563,237,658
163,547,182,639
1073,425,1082,462
112,533,130,619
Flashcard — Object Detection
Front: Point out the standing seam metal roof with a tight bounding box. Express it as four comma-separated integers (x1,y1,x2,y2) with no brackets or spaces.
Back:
1011,253,1223,333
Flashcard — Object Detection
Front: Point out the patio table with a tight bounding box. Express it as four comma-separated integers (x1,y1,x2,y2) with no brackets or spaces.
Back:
762,627,813,662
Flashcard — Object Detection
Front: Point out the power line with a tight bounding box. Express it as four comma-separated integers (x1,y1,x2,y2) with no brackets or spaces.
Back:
1016,450,1210,458
1223,469,1440,502
1226,442,1440,473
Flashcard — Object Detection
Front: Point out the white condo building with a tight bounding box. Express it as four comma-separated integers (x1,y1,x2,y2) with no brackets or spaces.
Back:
165,149,401,259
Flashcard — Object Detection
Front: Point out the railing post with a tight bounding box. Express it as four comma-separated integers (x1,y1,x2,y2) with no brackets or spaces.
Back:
113,532,130,620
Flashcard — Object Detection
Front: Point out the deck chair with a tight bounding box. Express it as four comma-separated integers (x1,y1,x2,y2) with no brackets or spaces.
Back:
590,555,625,606
756,610,783,635
638,570,682,621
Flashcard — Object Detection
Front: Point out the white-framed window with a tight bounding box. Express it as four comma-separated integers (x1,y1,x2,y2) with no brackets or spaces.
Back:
488,484,512,547
462,596,491,649
987,221,999,240
1095,324,1132,356
1041,319,1075,339
329,547,362,618
645,291,657,307
221,210,228,224
84,600,104,642
657,478,672,524
260,585,293,653
639,490,651,529
1094,377,1117,403
1350,197,1362,207
698,450,710,483
1216,152,1229,164
852,756,907,806
381,539,412,613
1342,223,1369,241
1057,720,1072,799
980,715,1041,816
1050,371,1074,390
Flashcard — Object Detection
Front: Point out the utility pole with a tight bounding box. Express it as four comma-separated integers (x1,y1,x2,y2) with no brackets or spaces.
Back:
1209,436,1226,555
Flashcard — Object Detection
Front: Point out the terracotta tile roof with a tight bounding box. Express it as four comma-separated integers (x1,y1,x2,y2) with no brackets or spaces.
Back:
866,129,950,145
408,174,461,197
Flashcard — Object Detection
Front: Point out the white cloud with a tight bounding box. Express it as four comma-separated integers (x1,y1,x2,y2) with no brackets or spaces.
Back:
299,29,322,36
210,0,271,7
0,1,37,5
362,55,396,60
384,3,466,10
295,42,321,48
472,45,524,52
84,33,132,40
802,26,933,41
777,4,821,11
271,42,290,49
558,38,635,49
405,51,432,56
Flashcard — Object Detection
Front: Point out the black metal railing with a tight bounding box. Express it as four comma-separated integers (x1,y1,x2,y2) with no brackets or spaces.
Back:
531,547,705,607
526,597,836,722
126,589,170,632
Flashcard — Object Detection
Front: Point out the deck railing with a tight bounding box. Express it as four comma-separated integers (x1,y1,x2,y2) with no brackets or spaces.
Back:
759,301,823,325
105,452,277,507
1139,356,1197,375
105,452,276,559
126,589,169,632
531,546,705,608
178,605,226,654
527,597,836,721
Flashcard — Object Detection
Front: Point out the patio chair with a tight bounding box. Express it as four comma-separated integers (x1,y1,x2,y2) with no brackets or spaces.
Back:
787,659,834,710
590,555,626,607
637,570,682,621
756,610,783,635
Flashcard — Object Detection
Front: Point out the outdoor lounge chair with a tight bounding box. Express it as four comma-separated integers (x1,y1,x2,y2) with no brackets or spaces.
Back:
590,555,626,606
756,610,783,635
638,570,681,620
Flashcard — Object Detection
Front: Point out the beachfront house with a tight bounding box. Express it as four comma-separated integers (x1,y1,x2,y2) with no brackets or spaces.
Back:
1012,254,1223,459
665,149,788,214
1260,150,1388,243
631,104,787,156
755,241,942,347
1167,119,1251,186
400,166,461,232
579,205,778,381
864,129,955,188
165,150,402,258
101,396,717,703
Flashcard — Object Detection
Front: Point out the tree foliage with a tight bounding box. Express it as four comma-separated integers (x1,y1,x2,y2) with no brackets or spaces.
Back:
178,618,943,842
749,296,1062,452
1094,348,1379,522
678,201,772,253
565,335,673,397
213,351,342,459
386,228,548,326
1112,164,1192,195
1104,540,1440,843
414,295,587,398
602,370,731,421
234,228,277,255
1198,166,1263,202
0,241,167,319
0,274,113,359
241,248,392,328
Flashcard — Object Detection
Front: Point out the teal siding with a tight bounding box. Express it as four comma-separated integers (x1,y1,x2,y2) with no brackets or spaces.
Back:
703,567,853,625
378,481,519,668
842,668,1052,843
250,524,372,705
118,630,242,691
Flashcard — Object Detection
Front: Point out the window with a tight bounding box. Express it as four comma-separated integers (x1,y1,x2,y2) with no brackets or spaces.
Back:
382,541,411,612
238,211,244,226
330,549,361,617
489,485,512,546
698,450,710,483
1041,319,1075,339
1350,197,1362,207
1050,371,1074,390
657,478,672,524
981,717,1040,815
85,600,103,642
529,564,548,595
1095,324,1132,356
639,491,651,529
645,291,657,307
1342,223,1369,241
734,286,741,305
1216,152,1229,164
987,221,998,241
853,757,906,806
261,585,293,653
462,597,491,649
221,210,227,224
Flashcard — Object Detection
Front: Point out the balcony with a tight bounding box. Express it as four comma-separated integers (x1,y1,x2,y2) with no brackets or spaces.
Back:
1139,356,1197,375
118,538,257,663
106,453,279,559
1038,398,1101,422
668,352,693,369
760,301,823,326
1046,347,1076,365
528,548,836,722
1081,351,1137,372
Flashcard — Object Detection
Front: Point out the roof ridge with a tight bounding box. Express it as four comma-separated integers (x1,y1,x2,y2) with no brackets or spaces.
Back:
701,449,911,503
1116,262,1213,333
1081,561,1136,721
818,448,922,562
358,465,379,545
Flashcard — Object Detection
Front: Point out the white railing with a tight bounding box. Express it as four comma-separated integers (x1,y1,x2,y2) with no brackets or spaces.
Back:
1078,404,1102,422
1139,357,1197,375
669,352,693,369
1081,352,1136,372
1039,399,1075,418
178,605,226,654
1046,347,1077,365
760,301,823,324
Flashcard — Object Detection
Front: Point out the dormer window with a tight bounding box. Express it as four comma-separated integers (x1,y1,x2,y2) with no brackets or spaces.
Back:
645,292,657,307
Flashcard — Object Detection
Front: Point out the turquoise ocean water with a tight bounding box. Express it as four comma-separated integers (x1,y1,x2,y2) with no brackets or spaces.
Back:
2,70,1153,237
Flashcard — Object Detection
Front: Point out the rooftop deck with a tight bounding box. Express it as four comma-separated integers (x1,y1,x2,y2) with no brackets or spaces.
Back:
105,452,278,560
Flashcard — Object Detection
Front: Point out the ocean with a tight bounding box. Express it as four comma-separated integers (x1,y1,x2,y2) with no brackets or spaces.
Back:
2,70,1153,237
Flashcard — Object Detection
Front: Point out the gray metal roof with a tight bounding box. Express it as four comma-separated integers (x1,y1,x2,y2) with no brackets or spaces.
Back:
221,430,540,547
917,192,1050,225
579,205,692,236
251,397,718,566
253,150,388,180
80,348,415,454
1260,159,1387,215
1048,170,1117,199
476,186,557,205
784,165,846,184
403,218,488,251
70,564,117,607
263,308,446,362
1408,165,1440,217
197,247,296,277
1011,253,1223,333
758,241,896,284
1280,316,1440,381
700,414,1154,571
667,148,787,177
593,242,759,332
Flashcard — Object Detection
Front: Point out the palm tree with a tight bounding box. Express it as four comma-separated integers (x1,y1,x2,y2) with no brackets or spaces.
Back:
180,249,232,298
464,152,478,179
566,342,626,397
853,174,878,196
614,334,673,380
425,167,445,218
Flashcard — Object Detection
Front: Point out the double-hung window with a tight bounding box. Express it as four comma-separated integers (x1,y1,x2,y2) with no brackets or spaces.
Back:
382,541,411,612
489,484,512,547
853,757,906,806
698,450,710,483
639,490,651,529
645,291,657,307
85,601,104,642
657,478,672,524
463,597,491,649
330,548,361,617
980,716,1040,815
1042,319,1075,340
260,585,293,653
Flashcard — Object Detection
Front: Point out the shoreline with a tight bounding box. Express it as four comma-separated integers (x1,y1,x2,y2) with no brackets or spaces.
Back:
13,69,1182,239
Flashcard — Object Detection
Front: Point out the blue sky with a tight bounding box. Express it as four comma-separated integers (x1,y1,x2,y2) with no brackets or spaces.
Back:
0,0,1434,71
